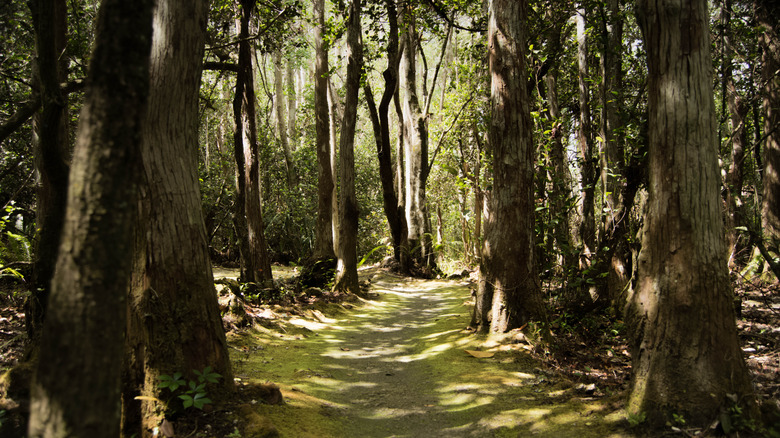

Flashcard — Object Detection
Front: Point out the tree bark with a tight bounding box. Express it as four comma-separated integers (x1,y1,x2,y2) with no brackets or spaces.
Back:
332,0,362,295
757,0,780,254
312,0,336,260
474,0,546,333
27,0,69,341
123,1,234,435
399,6,434,272
628,0,755,426
232,0,274,286
576,6,597,273
364,0,408,269
27,0,153,435
274,51,296,188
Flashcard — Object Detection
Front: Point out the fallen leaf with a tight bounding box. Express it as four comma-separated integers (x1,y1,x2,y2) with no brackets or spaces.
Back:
465,350,495,358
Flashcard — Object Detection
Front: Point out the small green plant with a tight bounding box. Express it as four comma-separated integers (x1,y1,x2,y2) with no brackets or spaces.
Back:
627,411,646,428
226,427,242,438
137,366,222,414
672,412,686,426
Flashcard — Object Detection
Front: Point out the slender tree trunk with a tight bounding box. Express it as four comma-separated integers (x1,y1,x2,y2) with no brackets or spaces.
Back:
233,0,274,286
474,0,546,333
27,0,69,341
598,0,629,302
364,0,408,269
28,0,153,435
399,7,433,272
328,76,341,253
286,60,298,150
332,0,362,295
627,0,755,426
576,6,597,272
757,0,780,254
274,51,295,188
123,1,234,435
312,0,335,260
723,0,749,269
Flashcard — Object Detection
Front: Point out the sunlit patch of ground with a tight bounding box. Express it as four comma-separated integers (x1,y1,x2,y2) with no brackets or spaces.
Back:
227,269,633,437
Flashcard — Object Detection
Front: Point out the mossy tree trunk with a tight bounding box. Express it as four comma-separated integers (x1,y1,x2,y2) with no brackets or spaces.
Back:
123,1,233,435
27,0,154,435
627,0,755,427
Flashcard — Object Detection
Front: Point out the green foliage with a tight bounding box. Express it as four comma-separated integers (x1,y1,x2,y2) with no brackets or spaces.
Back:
626,411,646,428
154,367,222,414
0,203,31,280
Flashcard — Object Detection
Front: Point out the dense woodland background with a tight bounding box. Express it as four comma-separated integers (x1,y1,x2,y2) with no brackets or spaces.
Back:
0,0,779,436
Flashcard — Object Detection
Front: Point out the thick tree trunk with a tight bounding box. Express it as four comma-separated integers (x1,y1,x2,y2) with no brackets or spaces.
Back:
474,0,546,333
332,0,362,295
576,6,597,272
27,0,69,341
757,0,780,254
123,1,234,435
312,0,335,260
28,0,153,435
628,0,755,426
233,0,274,286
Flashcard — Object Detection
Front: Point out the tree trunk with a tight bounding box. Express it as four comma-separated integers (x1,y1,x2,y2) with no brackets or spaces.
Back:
312,0,335,260
332,0,362,295
723,0,749,269
399,7,433,272
27,0,69,341
576,6,597,273
286,61,298,150
757,0,780,255
474,0,546,333
364,0,408,269
123,1,234,435
274,51,296,188
28,0,153,435
233,0,274,286
627,0,755,426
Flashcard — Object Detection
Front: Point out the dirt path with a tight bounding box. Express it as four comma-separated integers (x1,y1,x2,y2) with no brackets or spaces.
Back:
228,271,630,437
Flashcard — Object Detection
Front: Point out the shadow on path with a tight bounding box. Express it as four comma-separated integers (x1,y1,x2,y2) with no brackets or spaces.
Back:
229,271,630,437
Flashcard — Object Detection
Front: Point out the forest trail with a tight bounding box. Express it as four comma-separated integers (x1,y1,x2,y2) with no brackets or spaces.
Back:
226,269,630,437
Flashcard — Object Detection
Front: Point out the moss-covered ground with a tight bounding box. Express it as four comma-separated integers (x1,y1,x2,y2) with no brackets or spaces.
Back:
227,269,632,437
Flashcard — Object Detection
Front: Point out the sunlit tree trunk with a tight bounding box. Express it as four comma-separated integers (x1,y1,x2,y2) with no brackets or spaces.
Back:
332,0,362,294
399,6,434,272
274,51,295,188
123,1,234,435
627,0,755,426
312,0,335,260
576,6,597,272
474,0,546,333
28,1,153,435
232,0,273,286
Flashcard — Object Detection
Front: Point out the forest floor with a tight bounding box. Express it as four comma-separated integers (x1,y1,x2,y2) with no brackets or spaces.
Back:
1,266,778,437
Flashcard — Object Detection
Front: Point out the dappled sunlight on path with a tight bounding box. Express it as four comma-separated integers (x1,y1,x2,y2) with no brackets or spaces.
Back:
228,271,630,437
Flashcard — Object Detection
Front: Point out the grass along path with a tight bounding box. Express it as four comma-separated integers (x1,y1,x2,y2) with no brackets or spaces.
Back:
226,269,630,437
